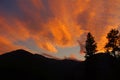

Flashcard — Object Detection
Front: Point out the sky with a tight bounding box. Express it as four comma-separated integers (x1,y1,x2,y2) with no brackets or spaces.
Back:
0,0,120,60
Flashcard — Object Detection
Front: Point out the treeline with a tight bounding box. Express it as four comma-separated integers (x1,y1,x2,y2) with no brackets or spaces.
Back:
85,29,120,59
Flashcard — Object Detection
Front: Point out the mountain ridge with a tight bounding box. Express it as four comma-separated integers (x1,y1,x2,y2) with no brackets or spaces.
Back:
0,49,119,80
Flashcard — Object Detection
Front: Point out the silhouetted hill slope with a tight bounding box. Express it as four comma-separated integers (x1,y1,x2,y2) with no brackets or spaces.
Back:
85,53,115,80
0,49,85,80
0,49,119,80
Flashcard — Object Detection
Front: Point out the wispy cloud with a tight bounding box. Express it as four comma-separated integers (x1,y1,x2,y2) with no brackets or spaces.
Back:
0,0,120,54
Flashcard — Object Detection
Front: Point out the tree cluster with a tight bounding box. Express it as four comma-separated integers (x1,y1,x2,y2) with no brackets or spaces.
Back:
85,29,120,58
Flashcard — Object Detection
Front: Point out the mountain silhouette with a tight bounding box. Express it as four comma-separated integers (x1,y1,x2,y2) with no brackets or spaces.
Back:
0,49,119,80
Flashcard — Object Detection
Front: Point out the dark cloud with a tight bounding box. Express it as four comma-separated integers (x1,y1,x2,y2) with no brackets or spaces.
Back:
0,0,23,17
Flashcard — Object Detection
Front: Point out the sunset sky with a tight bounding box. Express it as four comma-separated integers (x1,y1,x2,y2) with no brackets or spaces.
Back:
0,0,120,60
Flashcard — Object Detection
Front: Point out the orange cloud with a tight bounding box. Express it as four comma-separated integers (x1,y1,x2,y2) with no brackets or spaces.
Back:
0,0,120,54
37,40,57,53
0,36,18,54
69,54,77,60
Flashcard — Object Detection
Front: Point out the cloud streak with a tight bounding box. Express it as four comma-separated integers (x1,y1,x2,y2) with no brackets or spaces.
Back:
0,0,120,54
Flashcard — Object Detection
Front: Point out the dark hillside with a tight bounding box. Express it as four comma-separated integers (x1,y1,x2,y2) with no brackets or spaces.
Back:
0,49,118,80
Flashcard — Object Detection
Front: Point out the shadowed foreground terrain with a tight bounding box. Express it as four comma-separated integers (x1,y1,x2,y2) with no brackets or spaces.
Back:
0,49,120,80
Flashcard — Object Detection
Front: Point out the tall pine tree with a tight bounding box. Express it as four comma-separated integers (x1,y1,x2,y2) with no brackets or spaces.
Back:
105,29,119,56
85,32,97,58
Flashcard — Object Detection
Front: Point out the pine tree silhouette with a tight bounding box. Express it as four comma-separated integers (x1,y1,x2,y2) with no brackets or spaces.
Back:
85,32,97,58
105,29,119,56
